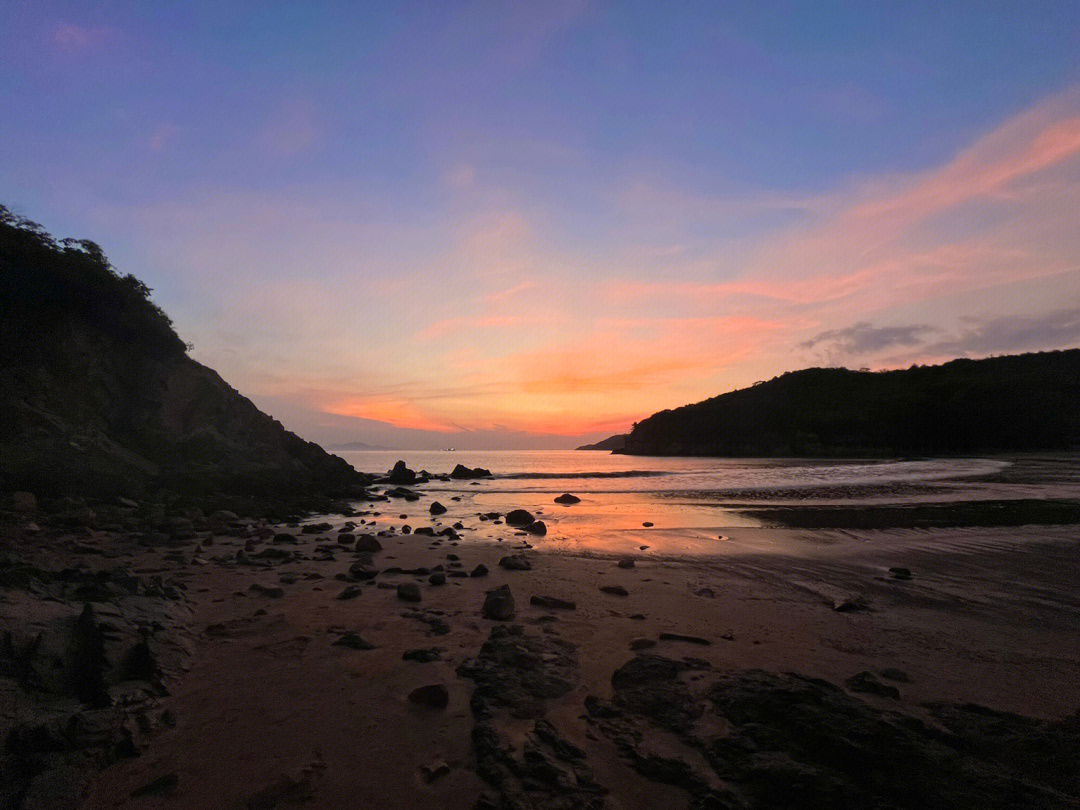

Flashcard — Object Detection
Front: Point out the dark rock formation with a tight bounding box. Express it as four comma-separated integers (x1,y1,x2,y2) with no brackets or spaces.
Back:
588,657,1080,809
449,464,492,479
0,207,364,509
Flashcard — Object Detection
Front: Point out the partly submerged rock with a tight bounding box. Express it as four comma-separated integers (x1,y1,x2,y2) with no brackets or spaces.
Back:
505,509,536,527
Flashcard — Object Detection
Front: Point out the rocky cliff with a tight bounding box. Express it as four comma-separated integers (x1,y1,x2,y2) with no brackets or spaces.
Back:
0,205,363,506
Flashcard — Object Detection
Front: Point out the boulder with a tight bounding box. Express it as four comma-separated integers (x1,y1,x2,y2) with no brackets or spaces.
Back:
505,509,536,527
397,583,421,602
470,564,489,578
386,460,417,485
408,683,449,708
482,584,515,620
354,535,382,553
450,464,492,479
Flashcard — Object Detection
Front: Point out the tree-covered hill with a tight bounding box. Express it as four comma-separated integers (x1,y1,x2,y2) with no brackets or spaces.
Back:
0,205,363,506
622,351,1080,457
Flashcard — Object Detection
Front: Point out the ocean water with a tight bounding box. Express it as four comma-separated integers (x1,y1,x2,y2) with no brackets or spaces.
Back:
336,450,1007,497
330,451,1016,555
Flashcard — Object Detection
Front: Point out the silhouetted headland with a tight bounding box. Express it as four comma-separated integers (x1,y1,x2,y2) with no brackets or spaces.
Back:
622,351,1080,457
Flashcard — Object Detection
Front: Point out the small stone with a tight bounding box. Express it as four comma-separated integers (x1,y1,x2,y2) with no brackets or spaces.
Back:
397,583,422,602
523,520,547,536
332,632,374,650
428,572,446,586
421,760,451,782
616,557,635,569
659,632,710,645
880,667,911,682
530,595,576,610
249,583,284,598
470,564,489,578
554,493,581,504
403,648,441,663
889,567,913,580
642,521,653,527
408,683,449,708
833,596,868,613
629,638,656,650
429,501,447,515
337,585,363,600
600,585,629,596
131,773,178,798
12,491,37,512
499,554,531,571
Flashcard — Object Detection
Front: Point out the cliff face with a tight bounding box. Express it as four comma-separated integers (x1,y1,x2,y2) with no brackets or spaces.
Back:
0,206,362,502
623,351,1080,457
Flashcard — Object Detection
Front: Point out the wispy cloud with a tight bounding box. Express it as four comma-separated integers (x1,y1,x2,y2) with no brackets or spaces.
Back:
50,23,116,52
256,99,323,158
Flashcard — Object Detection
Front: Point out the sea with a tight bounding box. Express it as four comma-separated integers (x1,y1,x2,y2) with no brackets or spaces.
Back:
330,451,1023,555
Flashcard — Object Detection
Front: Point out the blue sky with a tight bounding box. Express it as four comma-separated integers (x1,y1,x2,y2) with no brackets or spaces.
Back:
3,1,1080,448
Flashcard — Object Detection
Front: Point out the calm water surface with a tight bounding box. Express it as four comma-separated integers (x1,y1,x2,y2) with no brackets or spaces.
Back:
337,450,1007,496
329,452,1015,555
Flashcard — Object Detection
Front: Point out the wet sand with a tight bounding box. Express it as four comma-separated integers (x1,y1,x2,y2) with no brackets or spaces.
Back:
75,487,1080,809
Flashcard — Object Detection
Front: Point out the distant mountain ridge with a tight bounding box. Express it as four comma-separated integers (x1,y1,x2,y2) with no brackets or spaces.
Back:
622,351,1080,457
330,440,386,451
0,206,363,507
576,434,628,451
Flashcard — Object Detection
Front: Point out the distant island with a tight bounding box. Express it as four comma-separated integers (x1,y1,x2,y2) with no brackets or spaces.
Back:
576,433,628,451
330,440,386,451
621,350,1080,457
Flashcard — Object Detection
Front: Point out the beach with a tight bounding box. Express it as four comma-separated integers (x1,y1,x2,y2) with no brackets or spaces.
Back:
5,454,1080,808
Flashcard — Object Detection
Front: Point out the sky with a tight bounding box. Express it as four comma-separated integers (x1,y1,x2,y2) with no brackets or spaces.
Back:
3,1,1080,449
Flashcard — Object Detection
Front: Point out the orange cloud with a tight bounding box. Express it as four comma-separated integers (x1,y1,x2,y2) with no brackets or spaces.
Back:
323,396,459,433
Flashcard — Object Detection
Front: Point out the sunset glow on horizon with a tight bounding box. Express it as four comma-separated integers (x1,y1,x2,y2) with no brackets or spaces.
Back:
4,2,1080,448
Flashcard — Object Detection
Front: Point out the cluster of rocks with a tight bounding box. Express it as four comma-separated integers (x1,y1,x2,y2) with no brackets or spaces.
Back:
582,654,1080,809
0,516,192,809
